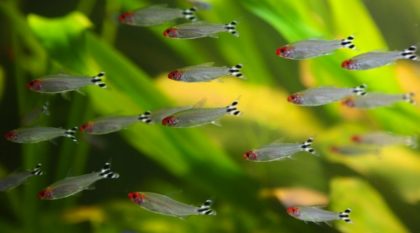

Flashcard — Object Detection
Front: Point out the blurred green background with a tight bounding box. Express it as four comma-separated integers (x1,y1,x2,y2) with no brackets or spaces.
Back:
0,0,419,232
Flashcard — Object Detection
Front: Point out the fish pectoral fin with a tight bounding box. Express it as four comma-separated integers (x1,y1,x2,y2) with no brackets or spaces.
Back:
48,139,59,146
211,121,222,127
76,89,86,96
324,221,333,227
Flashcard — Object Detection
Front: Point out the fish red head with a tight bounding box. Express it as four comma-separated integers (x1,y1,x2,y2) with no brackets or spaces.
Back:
163,28,178,38
26,80,42,91
4,130,17,141
276,46,292,58
128,192,145,205
38,188,53,200
341,59,354,69
243,150,257,160
118,12,134,24
79,121,94,133
287,207,300,217
351,135,361,143
329,146,340,153
342,97,355,107
287,93,303,104
168,70,183,81
162,116,178,126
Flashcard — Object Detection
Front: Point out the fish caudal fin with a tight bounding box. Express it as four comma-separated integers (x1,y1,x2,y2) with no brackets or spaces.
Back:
401,46,418,61
352,84,367,96
197,199,216,215
91,72,107,88
182,7,197,21
403,92,416,104
138,111,152,124
31,163,44,176
225,21,239,37
64,127,78,142
228,64,244,79
226,100,240,116
339,208,352,223
99,162,120,179
300,137,316,155
341,35,356,49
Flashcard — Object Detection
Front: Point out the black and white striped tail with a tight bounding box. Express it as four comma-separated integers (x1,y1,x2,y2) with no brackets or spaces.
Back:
64,127,78,142
225,21,239,37
300,137,316,155
401,46,418,61
228,64,244,79
182,7,197,21
341,35,356,49
30,163,43,176
138,111,153,124
197,199,216,216
91,72,107,89
339,208,352,223
403,92,416,104
352,84,367,96
226,100,240,116
99,162,120,179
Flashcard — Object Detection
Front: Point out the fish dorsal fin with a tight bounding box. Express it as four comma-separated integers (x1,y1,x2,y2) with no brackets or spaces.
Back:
144,4,169,10
192,98,207,108
181,62,215,70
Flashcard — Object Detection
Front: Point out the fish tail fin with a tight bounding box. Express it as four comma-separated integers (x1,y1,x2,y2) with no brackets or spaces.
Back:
42,101,50,116
226,100,241,116
401,46,418,61
352,84,367,96
64,127,78,142
403,92,416,104
300,137,316,155
341,35,356,49
91,71,107,89
197,199,216,215
228,64,244,79
138,111,153,124
339,208,352,223
182,7,197,21
405,135,418,148
30,163,43,176
99,162,120,179
225,21,239,37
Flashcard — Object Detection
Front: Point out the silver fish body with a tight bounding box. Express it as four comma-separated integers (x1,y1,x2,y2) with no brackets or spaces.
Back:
288,206,352,223
288,85,366,106
129,192,216,217
81,116,139,135
330,145,380,156
276,36,355,60
244,138,315,162
170,63,243,82
343,92,415,108
0,164,43,191
4,127,78,143
164,21,238,39
120,5,196,27
353,132,417,148
39,162,119,200
21,101,50,126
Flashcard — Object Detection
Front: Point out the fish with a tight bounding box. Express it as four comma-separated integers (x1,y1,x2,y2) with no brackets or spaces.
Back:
80,115,142,135
351,132,417,148
341,45,418,70
276,36,355,60
342,92,415,108
243,138,316,162
21,101,50,125
0,163,43,191
118,5,197,27
168,63,244,82
138,105,196,124
38,162,119,200
287,206,352,224
163,20,238,39
128,192,216,217
329,145,380,156
161,99,240,128
287,84,367,106
188,0,211,10
4,126,78,143
27,72,106,94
